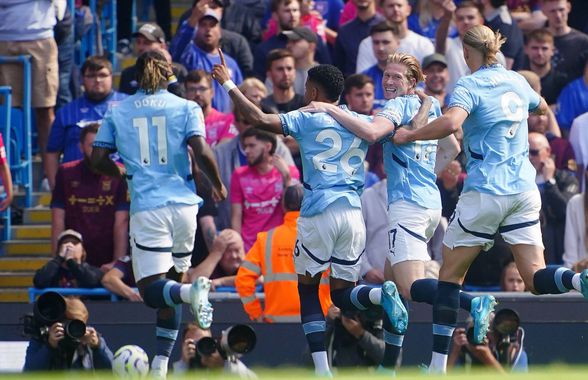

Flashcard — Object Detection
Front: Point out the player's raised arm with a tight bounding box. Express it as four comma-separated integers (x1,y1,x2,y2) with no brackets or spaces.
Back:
301,101,395,143
212,49,282,134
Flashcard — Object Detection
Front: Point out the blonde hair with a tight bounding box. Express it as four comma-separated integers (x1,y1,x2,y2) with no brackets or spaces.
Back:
239,78,267,96
463,25,506,66
386,52,425,86
65,297,89,323
136,50,171,94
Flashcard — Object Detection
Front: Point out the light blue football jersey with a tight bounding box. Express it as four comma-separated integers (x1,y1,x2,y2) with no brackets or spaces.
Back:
279,107,370,217
94,89,204,214
448,64,540,195
377,94,442,210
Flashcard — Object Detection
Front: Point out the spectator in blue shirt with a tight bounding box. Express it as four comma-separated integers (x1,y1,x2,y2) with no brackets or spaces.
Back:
45,56,127,190
556,58,588,133
362,22,400,110
171,8,243,113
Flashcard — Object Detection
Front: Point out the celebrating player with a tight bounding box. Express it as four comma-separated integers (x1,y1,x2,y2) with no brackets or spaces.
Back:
393,25,588,373
302,52,495,373
213,50,414,377
90,50,226,379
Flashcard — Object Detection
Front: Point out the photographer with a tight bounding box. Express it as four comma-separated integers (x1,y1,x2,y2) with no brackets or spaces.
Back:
325,305,385,368
33,230,103,289
447,309,528,373
173,323,256,378
23,297,113,371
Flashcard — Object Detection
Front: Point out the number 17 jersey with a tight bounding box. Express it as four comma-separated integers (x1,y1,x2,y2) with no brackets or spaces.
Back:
94,89,204,214
280,107,370,217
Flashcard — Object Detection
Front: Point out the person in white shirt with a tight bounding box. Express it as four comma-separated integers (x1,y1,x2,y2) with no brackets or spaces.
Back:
355,0,434,73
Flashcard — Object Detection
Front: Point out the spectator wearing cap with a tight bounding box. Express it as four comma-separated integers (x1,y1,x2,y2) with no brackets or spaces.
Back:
361,22,400,110
33,229,104,289
119,23,170,95
184,69,236,148
51,124,130,271
175,0,255,77
282,27,319,95
333,0,384,77
45,56,128,190
252,0,332,82
170,5,243,113
422,53,450,110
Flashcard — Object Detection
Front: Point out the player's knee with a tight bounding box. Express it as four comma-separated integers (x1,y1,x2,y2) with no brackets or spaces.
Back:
397,284,412,301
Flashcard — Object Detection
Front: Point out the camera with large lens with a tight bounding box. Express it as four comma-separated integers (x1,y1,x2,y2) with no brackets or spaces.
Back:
22,292,87,346
195,324,256,361
492,308,521,366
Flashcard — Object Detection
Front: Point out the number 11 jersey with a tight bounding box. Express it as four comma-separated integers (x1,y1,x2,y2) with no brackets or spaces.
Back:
94,89,204,214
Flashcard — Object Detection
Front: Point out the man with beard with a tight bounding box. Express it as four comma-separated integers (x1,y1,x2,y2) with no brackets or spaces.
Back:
422,53,450,110
45,56,127,190
184,70,236,148
51,124,130,271
261,49,305,114
172,9,242,113
229,127,299,251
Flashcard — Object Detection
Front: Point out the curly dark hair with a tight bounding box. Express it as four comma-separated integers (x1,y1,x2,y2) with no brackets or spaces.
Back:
307,64,344,102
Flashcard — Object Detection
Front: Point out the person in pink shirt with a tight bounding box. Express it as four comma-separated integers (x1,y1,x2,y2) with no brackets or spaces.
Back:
185,69,236,147
0,133,13,211
230,128,300,250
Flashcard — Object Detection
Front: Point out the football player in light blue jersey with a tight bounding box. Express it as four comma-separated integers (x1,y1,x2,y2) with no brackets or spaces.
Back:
90,51,226,380
304,52,495,374
213,51,411,377
394,25,588,374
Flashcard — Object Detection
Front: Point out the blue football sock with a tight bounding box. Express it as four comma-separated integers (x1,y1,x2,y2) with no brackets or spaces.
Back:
380,307,404,369
155,305,181,357
411,278,474,312
143,279,184,309
298,283,326,353
432,281,460,355
534,266,575,294
331,285,378,312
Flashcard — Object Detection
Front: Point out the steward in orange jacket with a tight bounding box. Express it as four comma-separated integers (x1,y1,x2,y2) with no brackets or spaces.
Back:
236,187,331,322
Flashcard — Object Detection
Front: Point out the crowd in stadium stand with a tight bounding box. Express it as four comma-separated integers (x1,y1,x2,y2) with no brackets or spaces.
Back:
2,0,588,372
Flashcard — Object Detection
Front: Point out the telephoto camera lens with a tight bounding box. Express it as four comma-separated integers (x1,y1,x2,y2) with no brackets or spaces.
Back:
64,319,86,340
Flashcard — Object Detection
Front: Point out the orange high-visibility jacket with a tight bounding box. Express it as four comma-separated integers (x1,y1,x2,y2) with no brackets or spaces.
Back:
236,211,332,322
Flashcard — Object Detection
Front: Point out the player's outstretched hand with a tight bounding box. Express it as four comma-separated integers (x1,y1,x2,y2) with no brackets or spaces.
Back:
211,48,231,85
211,183,228,203
299,101,335,113
393,127,413,145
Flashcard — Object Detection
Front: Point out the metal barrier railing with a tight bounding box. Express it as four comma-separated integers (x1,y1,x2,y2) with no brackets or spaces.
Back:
0,56,33,212
0,86,12,241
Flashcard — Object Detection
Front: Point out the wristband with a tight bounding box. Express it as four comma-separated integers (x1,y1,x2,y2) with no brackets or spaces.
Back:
222,80,237,92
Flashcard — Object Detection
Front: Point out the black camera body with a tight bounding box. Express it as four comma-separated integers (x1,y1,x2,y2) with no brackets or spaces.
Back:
22,292,86,346
195,324,256,362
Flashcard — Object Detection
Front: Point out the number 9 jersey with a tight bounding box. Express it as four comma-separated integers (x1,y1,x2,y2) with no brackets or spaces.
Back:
448,64,541,195
279,107,370,217
94,90,205,214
